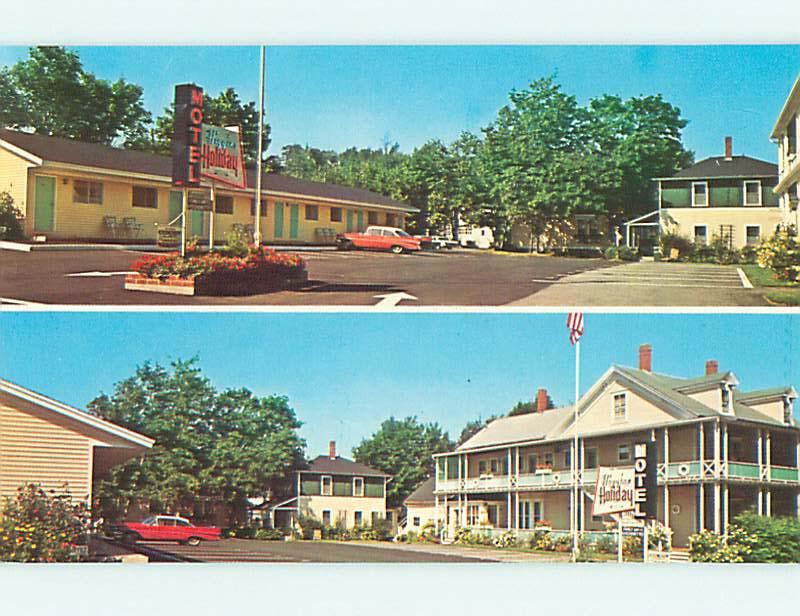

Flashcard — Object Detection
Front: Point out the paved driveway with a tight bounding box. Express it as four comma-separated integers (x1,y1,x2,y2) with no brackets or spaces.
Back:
511,261,769,306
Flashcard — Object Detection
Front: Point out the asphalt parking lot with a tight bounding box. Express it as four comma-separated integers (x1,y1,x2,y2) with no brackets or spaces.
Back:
0,247,610,306
133,538,493,563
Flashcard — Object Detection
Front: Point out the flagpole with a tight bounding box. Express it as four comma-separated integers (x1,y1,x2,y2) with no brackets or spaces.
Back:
254,45,265,247
572,337,580,559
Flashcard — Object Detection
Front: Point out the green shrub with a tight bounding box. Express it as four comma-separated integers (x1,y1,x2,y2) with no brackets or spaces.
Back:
660,232,694,260
492,530,519,548
757,226,800,281
604,246,619,260
0,484,88,562
0,191,25,240
622,535,642,559
710,236,740,265
254,528,285,541
529,530,554,551
731,512,800,563
688,529,748,563
739,244,758,265
222,227,250,258
617,246,640,261
419,520,437,542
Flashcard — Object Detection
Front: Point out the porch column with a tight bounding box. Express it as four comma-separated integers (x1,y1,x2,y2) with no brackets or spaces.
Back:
698,423,705,531
766,431,772,477
507,447,512,530
663,427,670,530
766,489,772,517
713,420,721,533
757,488,763,516
514,446,520,531
443,494,448,538
434,493,440,536
457,454,463,527
723,423,729,478
698,484,705,532
757,430,764,474
723,485,729,533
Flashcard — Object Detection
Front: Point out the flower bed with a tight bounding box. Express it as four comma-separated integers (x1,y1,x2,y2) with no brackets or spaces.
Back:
126,246,307,296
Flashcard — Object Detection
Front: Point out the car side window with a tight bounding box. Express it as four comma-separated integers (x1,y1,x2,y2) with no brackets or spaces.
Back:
175,519,190,527
160,518,176,526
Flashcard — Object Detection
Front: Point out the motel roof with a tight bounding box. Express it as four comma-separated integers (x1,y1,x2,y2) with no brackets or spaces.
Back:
302,455,390,478
0,128,417,212
457,405,573,451
0,377,155,449
655,155,778,181
405,477,436,505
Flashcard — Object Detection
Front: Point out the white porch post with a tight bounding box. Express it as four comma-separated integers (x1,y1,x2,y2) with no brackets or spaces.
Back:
514,446,520,531
766,489,772,517
713,420,721,533
464,453,469,528
757,430,764,475
757,487,763,516
507,447,512,530
766,430,772,477
457,454,463,527
434,458,440,535
663,427,670,530
698,423,705,531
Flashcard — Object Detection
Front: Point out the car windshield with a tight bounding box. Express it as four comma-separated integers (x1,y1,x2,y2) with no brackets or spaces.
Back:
141,516,156,526
394,229,411,237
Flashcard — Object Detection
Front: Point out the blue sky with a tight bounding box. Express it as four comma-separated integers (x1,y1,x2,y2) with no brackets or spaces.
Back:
0,311,796,457
0,45,798,161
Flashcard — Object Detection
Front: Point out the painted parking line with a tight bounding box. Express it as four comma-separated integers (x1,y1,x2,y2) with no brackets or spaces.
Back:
0,297,46,305
737,267,754,289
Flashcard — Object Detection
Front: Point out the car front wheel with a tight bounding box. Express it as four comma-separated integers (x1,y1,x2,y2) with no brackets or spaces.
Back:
391,245,404,255
185,536,202,547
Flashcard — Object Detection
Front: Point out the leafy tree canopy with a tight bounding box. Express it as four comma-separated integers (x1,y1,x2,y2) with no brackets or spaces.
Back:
352,416,453,508
88,358,305,524
0,46,151,147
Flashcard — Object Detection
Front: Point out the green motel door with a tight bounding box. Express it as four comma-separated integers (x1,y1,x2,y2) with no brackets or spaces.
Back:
34,176,55,232
274,202,284,238
169,191,202,236
357,210,364,231
346,210,354,232
289,203,300,239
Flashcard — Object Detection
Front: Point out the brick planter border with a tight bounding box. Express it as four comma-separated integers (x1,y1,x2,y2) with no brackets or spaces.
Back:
124,269,308,296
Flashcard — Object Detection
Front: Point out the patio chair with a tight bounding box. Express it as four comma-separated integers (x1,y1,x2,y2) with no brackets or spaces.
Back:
103,216,119,238
121,217,144,238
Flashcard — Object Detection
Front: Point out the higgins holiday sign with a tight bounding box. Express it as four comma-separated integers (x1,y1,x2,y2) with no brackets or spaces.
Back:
593,438,658,519
201,124,247,188
171,84,204,187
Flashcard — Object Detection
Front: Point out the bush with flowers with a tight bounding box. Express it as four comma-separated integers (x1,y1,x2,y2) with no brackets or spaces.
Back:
757,226,800,282
0,484,89,562
130,245,307,295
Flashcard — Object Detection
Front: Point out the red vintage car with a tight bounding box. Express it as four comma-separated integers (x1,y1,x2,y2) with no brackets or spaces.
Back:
114,515,222,546
337,226,423,254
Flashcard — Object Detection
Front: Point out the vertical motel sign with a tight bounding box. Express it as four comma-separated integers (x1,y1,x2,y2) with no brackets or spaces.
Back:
632,439,659,520
172,84,204,187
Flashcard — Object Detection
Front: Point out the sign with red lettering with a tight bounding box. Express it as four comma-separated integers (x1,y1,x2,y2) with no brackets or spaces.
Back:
201,124,247,188
171,84,204,186
593,466,635,516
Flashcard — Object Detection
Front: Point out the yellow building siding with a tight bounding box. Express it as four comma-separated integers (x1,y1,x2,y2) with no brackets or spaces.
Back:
22,165,409,243
0,401,92,505
0,147,33,219
661,207,783,249
299,494,386,528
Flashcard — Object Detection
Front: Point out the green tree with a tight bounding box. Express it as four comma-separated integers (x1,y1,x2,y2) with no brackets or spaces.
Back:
457,415,499,446
508,394,554,416
146,87,272,165
352,417,453,507
0,46,151,147
88,358,304,524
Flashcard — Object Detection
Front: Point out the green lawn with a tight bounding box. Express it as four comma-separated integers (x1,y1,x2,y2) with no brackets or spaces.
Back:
741,264,800,306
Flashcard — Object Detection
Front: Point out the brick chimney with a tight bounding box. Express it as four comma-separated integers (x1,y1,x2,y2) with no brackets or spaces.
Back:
536,388,549,413
639,344,652,372
329,440,336,460
705,360,718,376
724,136,733,161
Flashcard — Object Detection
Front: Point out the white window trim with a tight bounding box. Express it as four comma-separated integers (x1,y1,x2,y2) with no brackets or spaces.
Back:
691,181,708,207
321,475,333,496
617,444,632,463
611,391,628,422
743,180,762,206
745,224,761,246
693,224,708,245
353,476,364,497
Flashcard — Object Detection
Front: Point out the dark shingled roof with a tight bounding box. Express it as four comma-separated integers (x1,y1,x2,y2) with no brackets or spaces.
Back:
405,477,435,505
663,155,778,180
304,455,389,478
0,128,415,211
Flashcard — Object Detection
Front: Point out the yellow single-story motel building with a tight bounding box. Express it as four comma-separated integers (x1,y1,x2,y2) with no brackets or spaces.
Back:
0,128,417,244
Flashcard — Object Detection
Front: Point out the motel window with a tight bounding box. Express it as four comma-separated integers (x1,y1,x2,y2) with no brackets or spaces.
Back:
490,459,499,475
479,460,488,475
743,181,762,206
585,448,599,469
330,207,343,222
613,392,627,421
618,444,631,463
693,225,708,245
543,452,554,467
518,501,531,529
353,477,364,497
413,516,421,527
355,511,363,526
533,501,544,525
527,453,538,473
371,512,381,527
691,182,708,207
321,475,333,496
73,180,103,205
563,448,571,468
215,195,234,214
132,186,158,209
368,211,379,225
305,204,319,221
322,510,332,526
746,226,761,246
487,505,498,526
250,199,268,217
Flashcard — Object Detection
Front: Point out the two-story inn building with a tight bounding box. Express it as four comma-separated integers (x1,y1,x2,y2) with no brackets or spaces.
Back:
433,345,799,547
266,441,391,530
771,75,800,230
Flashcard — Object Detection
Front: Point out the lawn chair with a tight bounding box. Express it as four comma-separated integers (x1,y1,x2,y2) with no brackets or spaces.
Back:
103,216,119,238
121,217,144,238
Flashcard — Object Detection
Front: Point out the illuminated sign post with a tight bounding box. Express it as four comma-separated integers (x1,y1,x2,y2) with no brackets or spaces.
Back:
172,84,204,256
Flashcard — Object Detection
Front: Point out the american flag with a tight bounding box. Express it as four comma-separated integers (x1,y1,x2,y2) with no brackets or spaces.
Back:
566,312,584,345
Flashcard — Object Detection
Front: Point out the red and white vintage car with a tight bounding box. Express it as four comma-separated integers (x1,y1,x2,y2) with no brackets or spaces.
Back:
113,515,222,546
337,226,424,254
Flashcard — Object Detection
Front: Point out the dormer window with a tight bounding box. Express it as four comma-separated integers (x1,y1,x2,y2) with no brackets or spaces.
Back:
721,385,732,414
692,182,708,207
783,395,795,424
